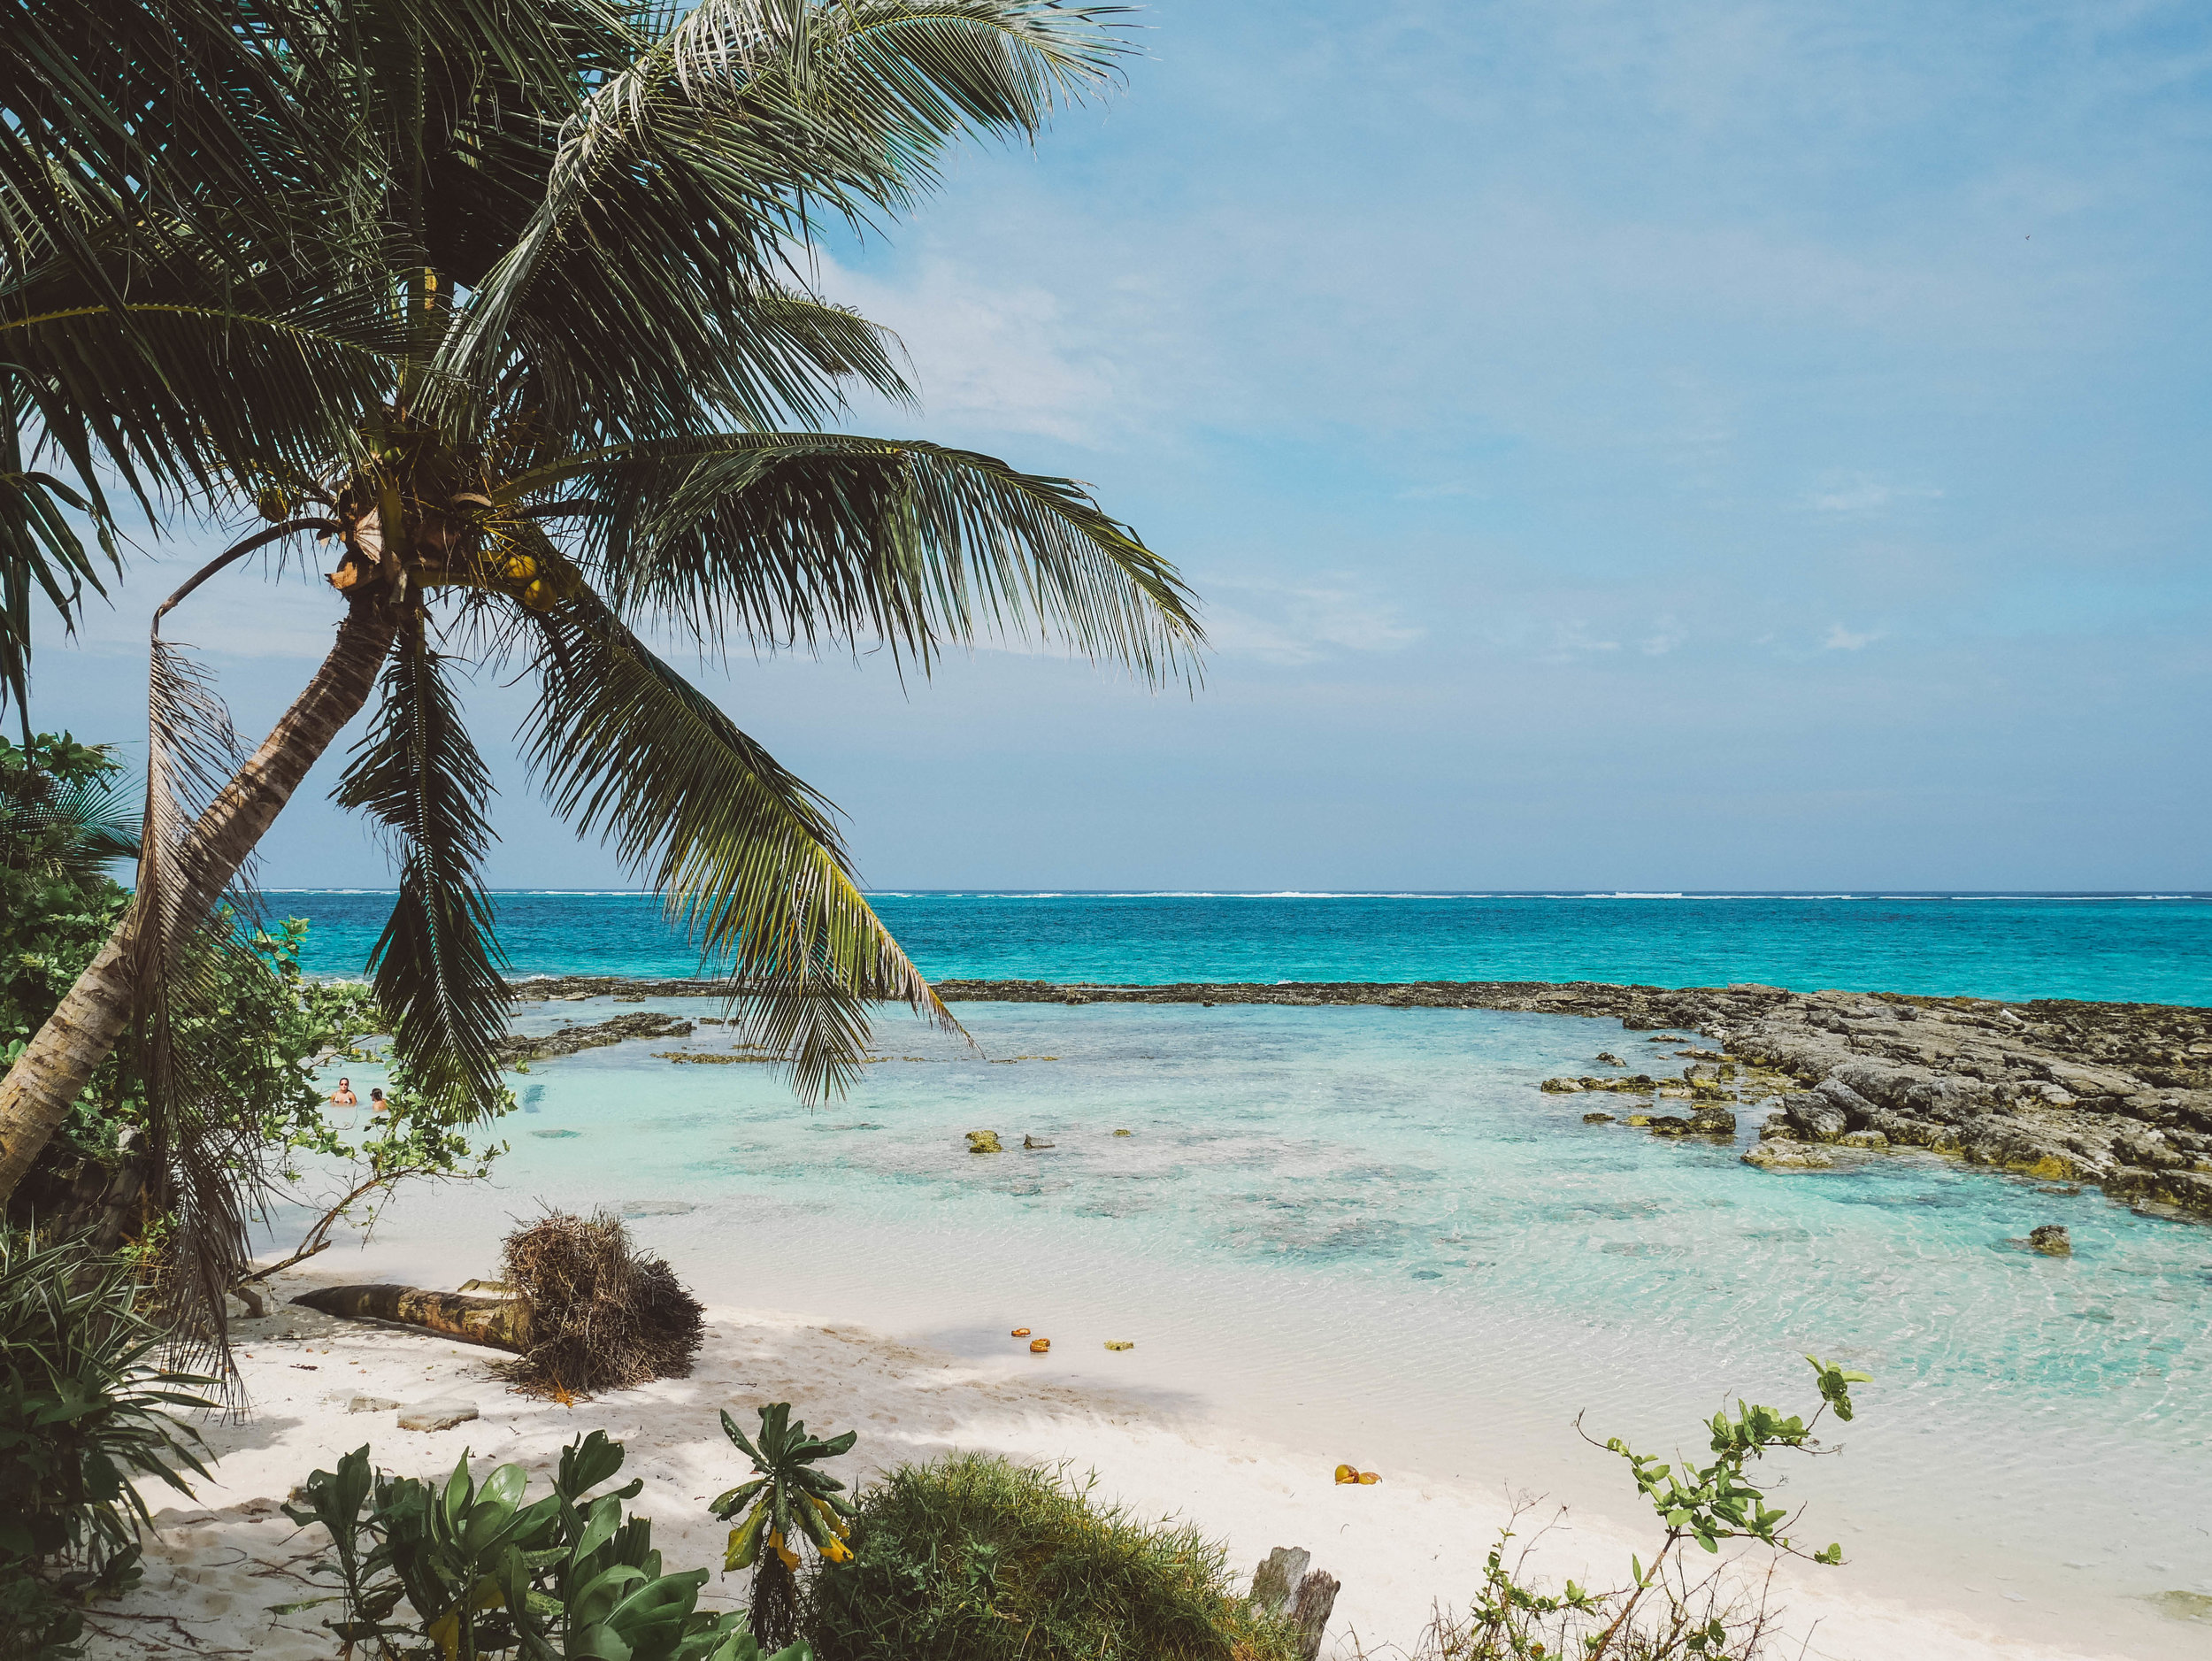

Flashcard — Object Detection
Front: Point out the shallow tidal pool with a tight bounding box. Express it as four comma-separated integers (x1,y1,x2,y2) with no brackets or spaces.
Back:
304,999,2212,1656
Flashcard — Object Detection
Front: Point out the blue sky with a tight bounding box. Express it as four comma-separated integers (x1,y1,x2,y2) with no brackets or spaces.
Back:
31,0,2212,889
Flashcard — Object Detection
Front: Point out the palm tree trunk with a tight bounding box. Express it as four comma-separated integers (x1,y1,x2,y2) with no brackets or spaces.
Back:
0,598,400,1205
289,1282,531,1351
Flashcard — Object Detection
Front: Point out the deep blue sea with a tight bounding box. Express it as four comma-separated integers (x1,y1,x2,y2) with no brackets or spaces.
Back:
272,889,2212,1004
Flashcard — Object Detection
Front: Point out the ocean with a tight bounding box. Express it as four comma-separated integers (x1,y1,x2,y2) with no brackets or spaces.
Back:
273,889,2212,1005
272,890,2212,1655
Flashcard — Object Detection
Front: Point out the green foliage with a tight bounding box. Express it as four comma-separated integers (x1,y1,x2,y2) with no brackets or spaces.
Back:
281,1430,810,1661
1433,1357,1874,1661
0,1232,212,1658
712,1404,857,1648
800,1452,1301,1661
0,736,134,1119
4,0,1206,1128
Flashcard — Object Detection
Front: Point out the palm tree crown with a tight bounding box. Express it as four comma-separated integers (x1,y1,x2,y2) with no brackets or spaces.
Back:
0,0,1202,1340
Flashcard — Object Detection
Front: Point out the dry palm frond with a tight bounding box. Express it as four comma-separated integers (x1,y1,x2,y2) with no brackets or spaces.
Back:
498,1207,705,1396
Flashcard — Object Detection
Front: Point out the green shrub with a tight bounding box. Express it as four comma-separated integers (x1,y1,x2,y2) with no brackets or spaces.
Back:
0,1232,212,1658
282,1429,805,1661
801,1454,1300,1661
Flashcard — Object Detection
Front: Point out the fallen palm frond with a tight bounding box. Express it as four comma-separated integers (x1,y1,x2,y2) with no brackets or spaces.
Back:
286,1208,704,1396
500,1207,704,1396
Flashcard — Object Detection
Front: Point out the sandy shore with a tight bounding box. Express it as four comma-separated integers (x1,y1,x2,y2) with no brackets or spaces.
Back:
81,1261,2145,1661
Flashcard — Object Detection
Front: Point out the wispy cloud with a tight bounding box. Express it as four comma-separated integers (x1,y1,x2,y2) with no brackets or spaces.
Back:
817,253,1128,444
1806,478,1943,513
1204,578,1425,665
1823,623,1884,650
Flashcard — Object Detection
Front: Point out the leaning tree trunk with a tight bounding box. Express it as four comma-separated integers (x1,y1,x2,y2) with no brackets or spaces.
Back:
290,1283,532,1351
0,597,400,1204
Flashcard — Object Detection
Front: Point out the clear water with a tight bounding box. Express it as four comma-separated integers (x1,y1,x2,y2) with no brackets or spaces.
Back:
311,994,2212,1657
269,890,2212,1006
273,891,2212,1651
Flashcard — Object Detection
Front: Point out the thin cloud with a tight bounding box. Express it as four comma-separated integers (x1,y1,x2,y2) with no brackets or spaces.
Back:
1823,623,1884,650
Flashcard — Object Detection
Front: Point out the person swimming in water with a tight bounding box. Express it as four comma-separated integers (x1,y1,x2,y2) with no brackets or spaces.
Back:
369,1088,388,1115
328,1077,358,1108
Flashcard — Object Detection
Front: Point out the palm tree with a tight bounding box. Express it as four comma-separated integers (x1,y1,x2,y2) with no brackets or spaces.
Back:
1,0,375,736
0,0,1201,1307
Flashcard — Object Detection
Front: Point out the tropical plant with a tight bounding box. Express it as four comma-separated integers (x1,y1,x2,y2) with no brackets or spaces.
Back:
713,1403,858,1649
0,734,483,1331
0,1,1202,1360
800,1452,1302,1661
283,1428,812,1661
0,1230,213,1658
0,0,381,733
1416,1354,1874,1661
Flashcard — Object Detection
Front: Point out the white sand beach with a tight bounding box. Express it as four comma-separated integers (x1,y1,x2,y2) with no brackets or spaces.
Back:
81,1256,2162,1661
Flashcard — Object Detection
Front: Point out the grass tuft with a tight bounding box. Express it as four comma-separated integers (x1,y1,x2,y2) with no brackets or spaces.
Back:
803,1452,1301,1661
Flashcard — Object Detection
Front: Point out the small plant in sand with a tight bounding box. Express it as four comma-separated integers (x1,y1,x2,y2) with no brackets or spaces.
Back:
1414,1354,1873,1661
281,1428,807,1660
500,1208,706,1397
713,1403,858,1651
0,1232,212,1657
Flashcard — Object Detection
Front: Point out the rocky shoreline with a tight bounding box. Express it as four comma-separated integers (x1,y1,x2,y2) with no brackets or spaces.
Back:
503,974,2212,1217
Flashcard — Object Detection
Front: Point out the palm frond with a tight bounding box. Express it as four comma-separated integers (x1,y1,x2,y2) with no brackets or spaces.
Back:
506,431,1202,684
133,642,260,1375
437,0,1133,438
509,543,952,1099
0,383,118,738
332,615,511,1118
0,0,327,301
0,293,398,508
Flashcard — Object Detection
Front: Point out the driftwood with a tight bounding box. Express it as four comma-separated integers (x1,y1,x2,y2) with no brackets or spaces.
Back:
1289,1570,1340,1661
1251,1547,1339,1661
290,1283,531,1352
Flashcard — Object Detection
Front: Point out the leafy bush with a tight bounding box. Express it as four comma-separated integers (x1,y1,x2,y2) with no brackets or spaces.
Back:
283,1429,806,1661
801,1453,1301,1661
1420,1355,1874,1660
0,1232,212,1658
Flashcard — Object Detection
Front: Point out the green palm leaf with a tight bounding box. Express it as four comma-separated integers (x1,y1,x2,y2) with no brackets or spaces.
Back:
437,0,1133,437
506,431,1202,682
334,618,511,1117
509,544,949,1099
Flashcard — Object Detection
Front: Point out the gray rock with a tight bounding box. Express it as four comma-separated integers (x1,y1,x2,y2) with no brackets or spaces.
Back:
348,1396,400,1413
1595,1051,1627,1067
1742,1142,1834,1172
1835,1129,1889,1149
1815,1076,1879,1119
1686,1105,1738,1135
1779,1092,1848,1142
2027,1224,2071,1256
2041,1060,2144,1099
397,1399,479,1432
1581,1111,1616,1124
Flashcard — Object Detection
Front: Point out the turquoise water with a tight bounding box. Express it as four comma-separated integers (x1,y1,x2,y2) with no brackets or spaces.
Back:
312,994,2212,1656
279,890,2212,1651
273,889,2212,1004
